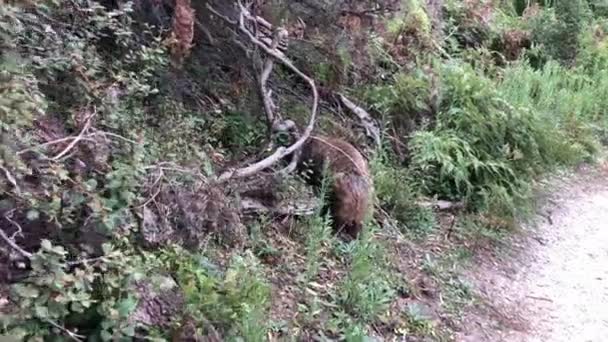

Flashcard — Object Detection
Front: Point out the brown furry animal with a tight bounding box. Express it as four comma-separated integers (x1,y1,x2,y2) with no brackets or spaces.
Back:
297,135,373,238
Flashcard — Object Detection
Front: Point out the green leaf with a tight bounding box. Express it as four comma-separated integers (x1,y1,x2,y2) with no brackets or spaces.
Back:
121,325,136,337
26,209,39,221
40,239,52,251
13,284,40,298
34,305,49,319
101,243,113,255
100,329,113,341
117,296,138,317
57,169,69,180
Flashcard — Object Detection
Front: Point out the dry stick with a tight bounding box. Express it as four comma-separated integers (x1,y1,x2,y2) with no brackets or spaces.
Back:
17,129,135,157
0,224,33,259
45,318,85,342
5,211,24,240
52,110,96,161
17,135,97,156
1,215,107,267
260,53,277,124
136,170,165,209
338,94,381,148
92,130,139,145
240,197,317,216
209,3,319,183
526,295,553,303
0,164,20,193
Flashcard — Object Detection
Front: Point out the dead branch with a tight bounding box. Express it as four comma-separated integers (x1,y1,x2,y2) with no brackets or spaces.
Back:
1,213,110,268
0,221,33,259
91,130,139,145
240,197,318,216
209,2,319,183
52,109,96,161
136,169,165,209
338,94,381,148
17,135,97,156
5,210,23,240
416,199,465,211
0,164,20,193
17,129,135,157
45,318,85,342
259,29,287,126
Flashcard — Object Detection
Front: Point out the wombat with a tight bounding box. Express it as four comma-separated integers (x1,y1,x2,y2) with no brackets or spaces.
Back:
297,135,373,238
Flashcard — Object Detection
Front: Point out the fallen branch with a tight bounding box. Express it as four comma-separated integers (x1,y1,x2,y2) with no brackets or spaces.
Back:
1,216,109,267
240,197,318,216
17,135,97,156
338,94,381,148
416,199,465,211
0,217,33,259
92,130,139,145
0,164,20,193
209,2,319,182
52,109,96,161
136,169,165,209
5,210,24,240
45,318,85,342
526,295,553,303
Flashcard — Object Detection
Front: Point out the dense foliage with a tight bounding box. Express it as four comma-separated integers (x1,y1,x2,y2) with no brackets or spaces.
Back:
1,0,608,340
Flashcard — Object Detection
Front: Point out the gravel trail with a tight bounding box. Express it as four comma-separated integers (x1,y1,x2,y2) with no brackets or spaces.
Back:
457,167,608,342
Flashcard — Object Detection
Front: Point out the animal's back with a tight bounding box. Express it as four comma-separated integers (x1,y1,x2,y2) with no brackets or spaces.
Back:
299,136,369,183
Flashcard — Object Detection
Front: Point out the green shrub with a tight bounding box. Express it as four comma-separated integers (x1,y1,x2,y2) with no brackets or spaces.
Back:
526,0,591,65
169,249,271,340
370,150,437,236
335,227,395,323
2,240,156,340
498,60,604,160
409,61,547,216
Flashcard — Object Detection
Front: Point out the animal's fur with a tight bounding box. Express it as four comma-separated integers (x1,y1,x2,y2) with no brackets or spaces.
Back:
297,136,373,238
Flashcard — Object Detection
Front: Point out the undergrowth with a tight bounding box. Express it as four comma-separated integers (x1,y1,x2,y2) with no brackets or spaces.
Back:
1,0,608,341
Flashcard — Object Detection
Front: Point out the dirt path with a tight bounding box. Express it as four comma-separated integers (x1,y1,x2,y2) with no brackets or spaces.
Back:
457,166,608,342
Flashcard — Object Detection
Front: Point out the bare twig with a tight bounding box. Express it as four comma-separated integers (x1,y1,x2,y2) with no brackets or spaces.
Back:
338,94,381,148
260,56,277,125
92,130,139,145
195,20,216,46
17,129,135,158
209,2,319,182
0,164,20,193
526,295,553,303
240,197,318,216
1,213,108,267
45,318,85,341
136,170,165,209
5,210,24,240
0,224,33,259
416,199,465,211
17,135,97,156
51,109,96,161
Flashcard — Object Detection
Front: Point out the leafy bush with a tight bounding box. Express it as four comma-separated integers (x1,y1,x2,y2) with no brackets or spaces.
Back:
370,151,437,236
408,61,554,219
168,249,271,340
335,227,395,322
526,0,591,65
2,240,156,340
443,0,498,50
498,60,604,160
